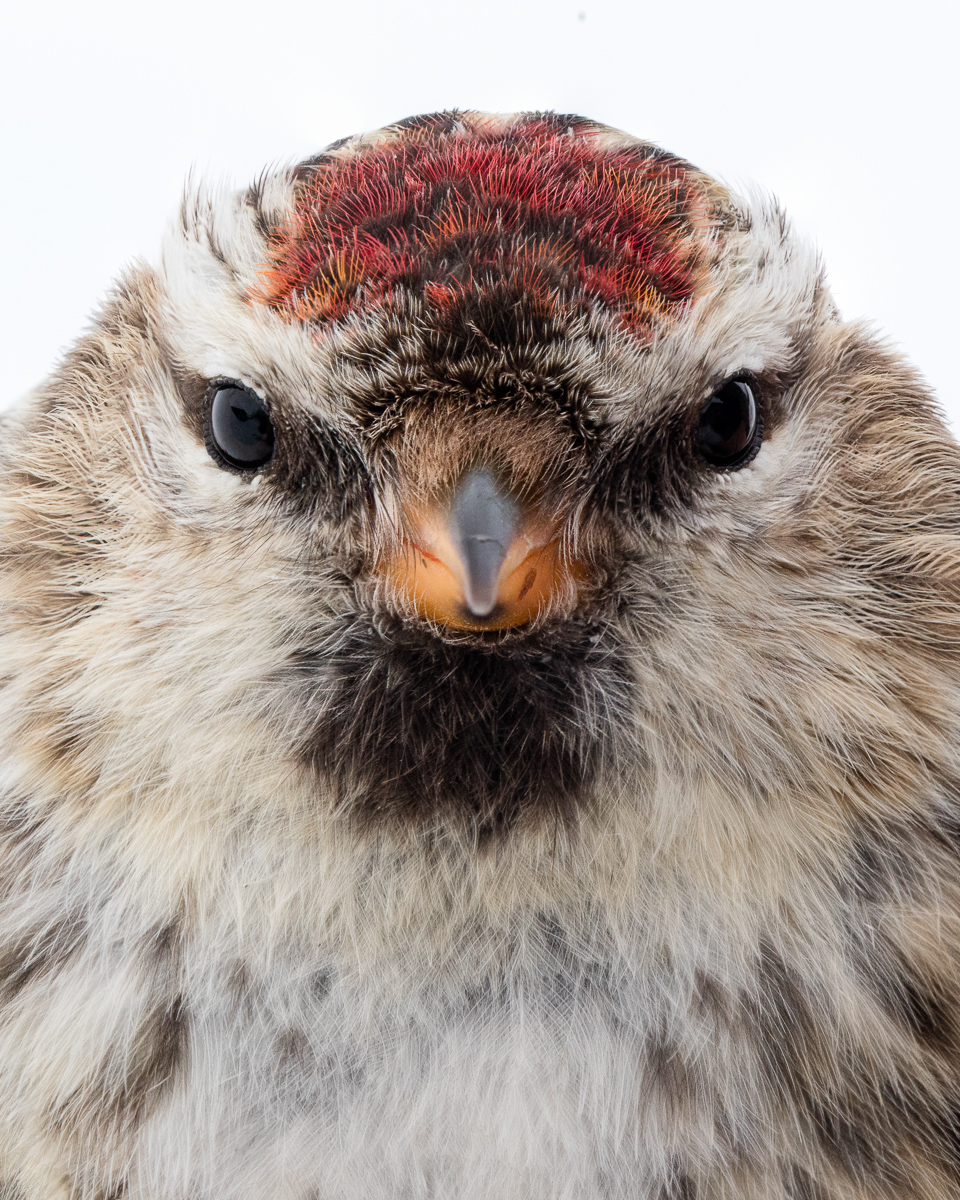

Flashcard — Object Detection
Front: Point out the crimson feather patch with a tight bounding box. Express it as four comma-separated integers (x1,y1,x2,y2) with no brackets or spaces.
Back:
251,112,722,339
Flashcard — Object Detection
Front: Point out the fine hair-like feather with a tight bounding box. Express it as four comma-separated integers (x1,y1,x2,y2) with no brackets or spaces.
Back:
2,111,960,1199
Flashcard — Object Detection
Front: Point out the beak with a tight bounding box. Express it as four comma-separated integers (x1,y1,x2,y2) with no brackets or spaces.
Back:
381,467,577,631
448,469,520,617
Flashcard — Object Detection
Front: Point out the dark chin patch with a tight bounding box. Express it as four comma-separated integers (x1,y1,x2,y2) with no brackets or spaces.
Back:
289,616,634,838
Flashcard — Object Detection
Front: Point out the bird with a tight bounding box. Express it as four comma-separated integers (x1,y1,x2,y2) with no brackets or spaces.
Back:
1,108,959,1200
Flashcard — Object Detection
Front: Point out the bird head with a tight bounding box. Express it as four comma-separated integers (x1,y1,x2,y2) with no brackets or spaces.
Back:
7,111,958,857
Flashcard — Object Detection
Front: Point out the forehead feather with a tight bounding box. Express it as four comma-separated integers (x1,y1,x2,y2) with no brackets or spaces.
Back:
249,111,728,340
160,115,826,424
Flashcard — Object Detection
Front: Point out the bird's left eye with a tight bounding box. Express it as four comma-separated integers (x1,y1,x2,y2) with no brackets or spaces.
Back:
205,381,275,471
696,378,762,470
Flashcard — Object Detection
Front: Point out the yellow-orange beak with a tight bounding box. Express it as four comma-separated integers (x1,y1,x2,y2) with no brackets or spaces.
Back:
382,468,579,631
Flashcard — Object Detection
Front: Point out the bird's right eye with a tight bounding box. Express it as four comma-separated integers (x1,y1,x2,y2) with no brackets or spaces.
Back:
204,381,275,471
695,377,762,470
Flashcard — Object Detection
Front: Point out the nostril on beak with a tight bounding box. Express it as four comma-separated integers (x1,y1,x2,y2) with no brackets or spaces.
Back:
448,469,520,617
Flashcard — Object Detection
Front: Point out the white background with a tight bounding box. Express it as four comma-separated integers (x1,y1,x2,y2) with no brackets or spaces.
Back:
3,0,957,425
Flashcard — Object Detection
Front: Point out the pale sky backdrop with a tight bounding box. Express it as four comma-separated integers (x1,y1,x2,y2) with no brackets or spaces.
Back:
3,0,958,426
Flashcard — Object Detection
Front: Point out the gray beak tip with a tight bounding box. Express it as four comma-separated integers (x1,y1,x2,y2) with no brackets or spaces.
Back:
448,469,520,618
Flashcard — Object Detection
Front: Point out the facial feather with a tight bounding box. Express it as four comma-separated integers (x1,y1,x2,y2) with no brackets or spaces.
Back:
1,112,960,1199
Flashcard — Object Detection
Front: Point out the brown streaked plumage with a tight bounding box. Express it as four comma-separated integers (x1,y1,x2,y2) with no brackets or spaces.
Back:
2,110,960,1199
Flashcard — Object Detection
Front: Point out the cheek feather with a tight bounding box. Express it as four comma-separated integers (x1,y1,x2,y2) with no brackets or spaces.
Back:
250,115,720,337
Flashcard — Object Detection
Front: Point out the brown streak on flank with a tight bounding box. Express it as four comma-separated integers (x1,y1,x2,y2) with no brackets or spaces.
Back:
658,1168,697,1200
150,919,182,964
744,941,960,1196
116,996,188,1128
0,795,42,847
91,1184,127,1200
0,918,87,1005
20,702,106,799
53,996,188,1142
783,1166,828,1200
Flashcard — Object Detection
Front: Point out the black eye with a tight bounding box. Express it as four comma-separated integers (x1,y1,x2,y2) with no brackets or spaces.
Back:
205,381,275,471
696,378,762,470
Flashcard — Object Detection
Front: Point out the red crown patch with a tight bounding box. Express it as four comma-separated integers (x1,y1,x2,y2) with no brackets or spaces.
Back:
252,113,721,338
